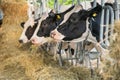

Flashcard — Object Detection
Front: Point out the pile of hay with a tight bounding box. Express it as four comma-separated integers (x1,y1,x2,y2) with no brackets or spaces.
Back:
99,21,120,80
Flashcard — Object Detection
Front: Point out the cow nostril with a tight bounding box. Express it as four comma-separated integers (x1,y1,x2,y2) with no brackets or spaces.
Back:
51,32,56,38
19,40,23,43
31,39,35,43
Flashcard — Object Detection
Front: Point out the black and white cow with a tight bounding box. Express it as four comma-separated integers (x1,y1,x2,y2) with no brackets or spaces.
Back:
19,17,41,43
31,5,83,45
50,5,110,56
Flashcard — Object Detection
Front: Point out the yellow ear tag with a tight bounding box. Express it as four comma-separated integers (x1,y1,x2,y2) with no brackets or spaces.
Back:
93,13,97,17
57,15,61,19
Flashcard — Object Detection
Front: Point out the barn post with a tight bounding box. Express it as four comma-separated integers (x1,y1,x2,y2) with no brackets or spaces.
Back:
104,7,110,46
72,0,75,5
77,0,81,5
104,6,114,44
54,0,59,13
100,0,105,44
114,0,119,20
100,5,114,46
93,0,97,7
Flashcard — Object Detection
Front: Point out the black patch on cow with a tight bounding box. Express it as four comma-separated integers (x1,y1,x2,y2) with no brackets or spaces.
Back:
37,5,75,37
25,22,38,40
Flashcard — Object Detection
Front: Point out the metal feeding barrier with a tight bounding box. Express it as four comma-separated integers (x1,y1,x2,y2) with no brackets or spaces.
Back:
54,0,119,70
54,0,101,70
53,0,119,78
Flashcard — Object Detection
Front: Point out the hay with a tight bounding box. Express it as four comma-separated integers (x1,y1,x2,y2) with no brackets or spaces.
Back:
0,2,28,25
99,21,120,80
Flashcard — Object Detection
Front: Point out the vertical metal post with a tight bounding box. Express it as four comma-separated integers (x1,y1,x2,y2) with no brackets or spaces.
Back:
77,0,81,5
100,0,105,43
93,0,97,7
105,8,110,46
84,0,87,9
103,6,114,46
54,0,59,13
72,0,75,5
114,0,119,20
108,6,114,44
57,42,63,67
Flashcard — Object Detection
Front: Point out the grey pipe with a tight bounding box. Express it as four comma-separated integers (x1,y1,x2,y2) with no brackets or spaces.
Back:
114,0,119,20
100,5,114,46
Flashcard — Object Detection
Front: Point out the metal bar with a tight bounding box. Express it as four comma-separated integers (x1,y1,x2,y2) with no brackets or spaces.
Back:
105,8,110,46
105,6,114,44
93,0,97,7
114,0,119,20
100,0,105,43
100,5,114,46
54,0,59,13
77,0,81,5
57,42,63,67
72,0,75,5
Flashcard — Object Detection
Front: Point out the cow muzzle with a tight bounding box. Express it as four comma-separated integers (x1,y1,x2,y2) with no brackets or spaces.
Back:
50,29,65,40
31,38,36,44
50,31,56,39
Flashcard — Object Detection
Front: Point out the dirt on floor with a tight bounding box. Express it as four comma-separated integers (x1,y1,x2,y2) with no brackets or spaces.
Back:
0,1,120,80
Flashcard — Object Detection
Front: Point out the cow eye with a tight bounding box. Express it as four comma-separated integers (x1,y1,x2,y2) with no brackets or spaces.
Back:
70,27,78,32
70,18,78,23
41,27,44,32
20,22,25,28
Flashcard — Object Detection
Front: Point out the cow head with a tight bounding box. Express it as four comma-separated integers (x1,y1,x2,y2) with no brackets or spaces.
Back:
19,18,40,43
31,5,75,45
51,5,102,41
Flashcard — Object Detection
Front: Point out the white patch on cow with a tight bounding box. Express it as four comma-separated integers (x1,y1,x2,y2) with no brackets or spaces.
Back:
58,5,83,28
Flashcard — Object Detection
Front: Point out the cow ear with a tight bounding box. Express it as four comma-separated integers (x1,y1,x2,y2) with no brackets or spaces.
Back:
48,9,55,17
90,1,100,7
87,5,102,17
20,22,25,28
